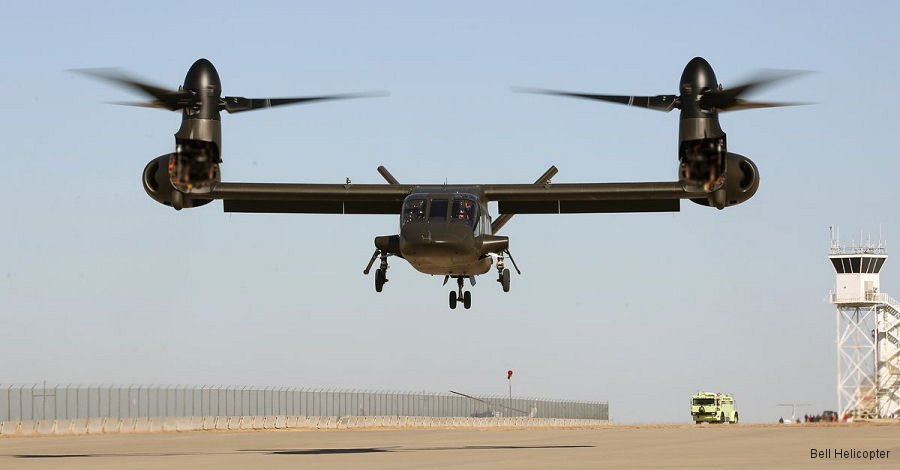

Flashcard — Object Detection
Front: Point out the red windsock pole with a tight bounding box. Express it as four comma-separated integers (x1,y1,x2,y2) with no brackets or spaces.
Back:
507,370,513,415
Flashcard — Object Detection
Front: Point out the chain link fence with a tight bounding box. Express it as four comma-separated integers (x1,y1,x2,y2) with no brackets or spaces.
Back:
0,384,607,421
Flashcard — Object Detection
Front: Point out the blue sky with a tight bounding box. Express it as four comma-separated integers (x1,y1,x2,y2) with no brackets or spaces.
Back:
1,1,898,423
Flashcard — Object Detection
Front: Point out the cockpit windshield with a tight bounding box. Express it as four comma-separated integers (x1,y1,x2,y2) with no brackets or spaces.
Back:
402,194,479,228
452,197,477,227
402,199,425,225
429,199,448,220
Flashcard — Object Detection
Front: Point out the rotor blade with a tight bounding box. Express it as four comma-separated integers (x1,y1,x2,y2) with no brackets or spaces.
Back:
73,68,196,111
107,100,170,109
221,91,389,113
718,99,813,112
512,86,679,112
701,69,812,110
377,166,400,185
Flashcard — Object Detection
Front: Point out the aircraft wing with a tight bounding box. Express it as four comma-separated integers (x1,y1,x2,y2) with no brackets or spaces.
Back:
206,180,703,215
209,182,414,214
481,182,702,214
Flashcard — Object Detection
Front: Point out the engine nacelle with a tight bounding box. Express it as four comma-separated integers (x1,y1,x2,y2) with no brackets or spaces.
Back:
691,152,759,209
679,135,726,192
142,153,217,210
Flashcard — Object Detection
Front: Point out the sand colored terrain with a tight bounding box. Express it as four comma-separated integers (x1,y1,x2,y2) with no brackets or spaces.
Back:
1,423,898,469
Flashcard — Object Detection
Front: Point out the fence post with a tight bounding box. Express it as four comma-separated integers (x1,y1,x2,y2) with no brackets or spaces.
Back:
28,384,36,420
273,387,279,415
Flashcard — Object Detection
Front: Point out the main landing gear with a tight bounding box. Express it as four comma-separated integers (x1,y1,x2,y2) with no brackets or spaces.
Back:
449,276,472,310
495,249,521,293
363,249,390,292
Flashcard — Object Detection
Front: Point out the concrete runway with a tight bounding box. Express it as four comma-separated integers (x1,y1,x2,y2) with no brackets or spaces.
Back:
1,424,898,469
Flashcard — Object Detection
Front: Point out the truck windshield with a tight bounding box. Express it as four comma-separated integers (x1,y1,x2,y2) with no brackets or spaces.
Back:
693,398,715,405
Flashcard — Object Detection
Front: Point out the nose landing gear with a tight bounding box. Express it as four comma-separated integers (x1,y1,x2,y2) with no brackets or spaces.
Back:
449,276,472,309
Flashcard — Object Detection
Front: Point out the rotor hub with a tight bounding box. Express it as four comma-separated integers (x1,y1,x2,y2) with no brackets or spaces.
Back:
183,58,222,96
679,57,718,95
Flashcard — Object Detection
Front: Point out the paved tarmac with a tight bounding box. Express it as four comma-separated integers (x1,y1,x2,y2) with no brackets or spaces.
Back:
1,423,898,469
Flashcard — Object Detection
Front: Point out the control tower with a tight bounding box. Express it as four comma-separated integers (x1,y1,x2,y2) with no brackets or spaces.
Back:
828,230,900,419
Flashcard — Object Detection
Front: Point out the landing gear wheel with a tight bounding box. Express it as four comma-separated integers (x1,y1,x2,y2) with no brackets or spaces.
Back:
463,291,472,309
375,268,385,292
449,291,457,309
501,269,510,292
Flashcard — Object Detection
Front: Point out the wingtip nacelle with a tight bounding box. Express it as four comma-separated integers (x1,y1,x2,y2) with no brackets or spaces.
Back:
142,154,217,210
690,153,759,209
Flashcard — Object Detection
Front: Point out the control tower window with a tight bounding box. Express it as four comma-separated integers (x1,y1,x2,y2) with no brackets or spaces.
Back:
849,257,860,273
452,198,477,227
402,199,425,225
831,259,844,273
874,258,886,273
861,258,872,273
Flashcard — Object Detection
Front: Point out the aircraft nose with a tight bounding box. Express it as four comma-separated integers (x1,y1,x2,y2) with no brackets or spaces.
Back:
400,222,475,257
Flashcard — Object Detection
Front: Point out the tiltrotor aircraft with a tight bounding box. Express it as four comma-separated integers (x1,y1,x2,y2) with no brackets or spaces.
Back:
82,57,802,309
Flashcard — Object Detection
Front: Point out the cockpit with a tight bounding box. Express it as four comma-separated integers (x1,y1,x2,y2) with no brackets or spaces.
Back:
402,194,478,228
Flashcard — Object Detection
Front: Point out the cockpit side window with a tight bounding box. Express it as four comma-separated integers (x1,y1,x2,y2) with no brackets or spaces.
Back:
452,198,477,227
428,199,449,221
402,199,426,225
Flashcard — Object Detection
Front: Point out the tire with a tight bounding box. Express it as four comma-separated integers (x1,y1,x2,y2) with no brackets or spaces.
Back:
733,412,739,424
375,269,385,292
501,269,510,292
463,291,472,309
720,413,726,424
449,291,457,309
695,421,701,425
